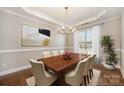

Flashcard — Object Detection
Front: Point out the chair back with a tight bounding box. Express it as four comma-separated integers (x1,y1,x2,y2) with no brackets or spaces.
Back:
83,55,93,75
75,59,87,75
29,59,46,85
79,50,87,54
89,54,96,69
66,59,87,85
42,51,51,58
52,50,59,56
59,50,65,55
87,51,96,55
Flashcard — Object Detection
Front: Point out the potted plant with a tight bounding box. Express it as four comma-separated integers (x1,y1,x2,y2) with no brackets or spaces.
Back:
101,35,119,70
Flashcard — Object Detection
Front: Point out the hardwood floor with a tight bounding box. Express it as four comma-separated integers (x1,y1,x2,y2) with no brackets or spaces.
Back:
94,64,124,86
0,69,33,86
0,64,124,86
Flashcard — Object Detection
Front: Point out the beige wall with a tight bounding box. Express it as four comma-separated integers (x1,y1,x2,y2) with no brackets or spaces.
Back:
121,11,124,78
66,33,74,47
101,18,121,49
0,9,66,75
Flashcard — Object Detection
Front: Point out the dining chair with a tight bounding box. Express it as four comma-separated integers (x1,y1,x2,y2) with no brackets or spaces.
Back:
79,50,88,54
89,54,96,79
52,50,59,56
83,55,93,86
65,58,87,86
59,50,65,55
87,51,96,55
29,59,57,86
42,51,51,58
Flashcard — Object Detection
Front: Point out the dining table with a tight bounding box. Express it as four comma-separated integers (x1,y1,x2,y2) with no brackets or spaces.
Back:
37,53,89,85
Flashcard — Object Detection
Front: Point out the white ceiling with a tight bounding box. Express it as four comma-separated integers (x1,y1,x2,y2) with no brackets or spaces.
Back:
23,7,124,26
30,7,105,25
0,7,123,27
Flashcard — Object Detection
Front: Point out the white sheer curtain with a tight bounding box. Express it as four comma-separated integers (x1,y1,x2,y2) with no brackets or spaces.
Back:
74,25,101,64
74,30,80,53
91,25,101,64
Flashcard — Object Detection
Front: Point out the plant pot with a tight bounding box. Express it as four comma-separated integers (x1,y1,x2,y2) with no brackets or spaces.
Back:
103,63,115,70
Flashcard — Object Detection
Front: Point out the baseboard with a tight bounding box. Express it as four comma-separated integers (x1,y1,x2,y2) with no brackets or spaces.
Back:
0,65,31,76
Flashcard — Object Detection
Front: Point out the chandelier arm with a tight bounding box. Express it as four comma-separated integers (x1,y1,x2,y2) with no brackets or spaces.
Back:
57,7,76,34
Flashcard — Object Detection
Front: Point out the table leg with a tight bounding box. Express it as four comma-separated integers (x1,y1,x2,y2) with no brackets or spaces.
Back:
53,73,70,86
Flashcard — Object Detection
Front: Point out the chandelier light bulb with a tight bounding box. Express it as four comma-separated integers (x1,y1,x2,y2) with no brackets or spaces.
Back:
62,26,64,29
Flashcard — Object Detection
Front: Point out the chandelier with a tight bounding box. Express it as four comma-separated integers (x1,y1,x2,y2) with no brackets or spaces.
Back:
58,7,76,34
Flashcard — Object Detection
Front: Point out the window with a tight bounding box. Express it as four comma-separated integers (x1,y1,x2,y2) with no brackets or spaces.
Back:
79,28,92,53
74,25,101,63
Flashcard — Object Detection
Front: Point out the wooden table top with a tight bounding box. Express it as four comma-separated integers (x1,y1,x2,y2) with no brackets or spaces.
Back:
38,53,88,74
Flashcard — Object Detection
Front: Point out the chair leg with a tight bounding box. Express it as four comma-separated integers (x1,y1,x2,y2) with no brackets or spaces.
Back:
89,70,92,79
84,76,87,86
91,69,94,76
87,75,89,84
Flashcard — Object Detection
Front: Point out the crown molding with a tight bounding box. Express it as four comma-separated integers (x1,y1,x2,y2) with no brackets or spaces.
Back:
77,16,120,30
22,8,107,27
22,7,64,26
73,9,106,27
0,8,120,31
0,8,57,28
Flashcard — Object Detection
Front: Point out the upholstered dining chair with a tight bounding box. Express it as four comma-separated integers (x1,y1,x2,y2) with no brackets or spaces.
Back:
42,51,51,58
52,50,59,56
29,59,57,86
65,58,88,86
89,54,96,79
82,55,93,86
59,50,65,55
79,50,88,55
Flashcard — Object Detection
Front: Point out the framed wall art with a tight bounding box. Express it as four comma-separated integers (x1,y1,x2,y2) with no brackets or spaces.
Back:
21,24,50,47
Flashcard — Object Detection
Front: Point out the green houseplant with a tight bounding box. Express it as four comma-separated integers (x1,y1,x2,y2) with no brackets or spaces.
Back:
101,35,119,70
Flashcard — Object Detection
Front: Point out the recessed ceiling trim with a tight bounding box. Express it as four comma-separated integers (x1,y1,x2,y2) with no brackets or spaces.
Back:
22,7,64,26
77,16,120,30
73,9,106,27
0,8,57,28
